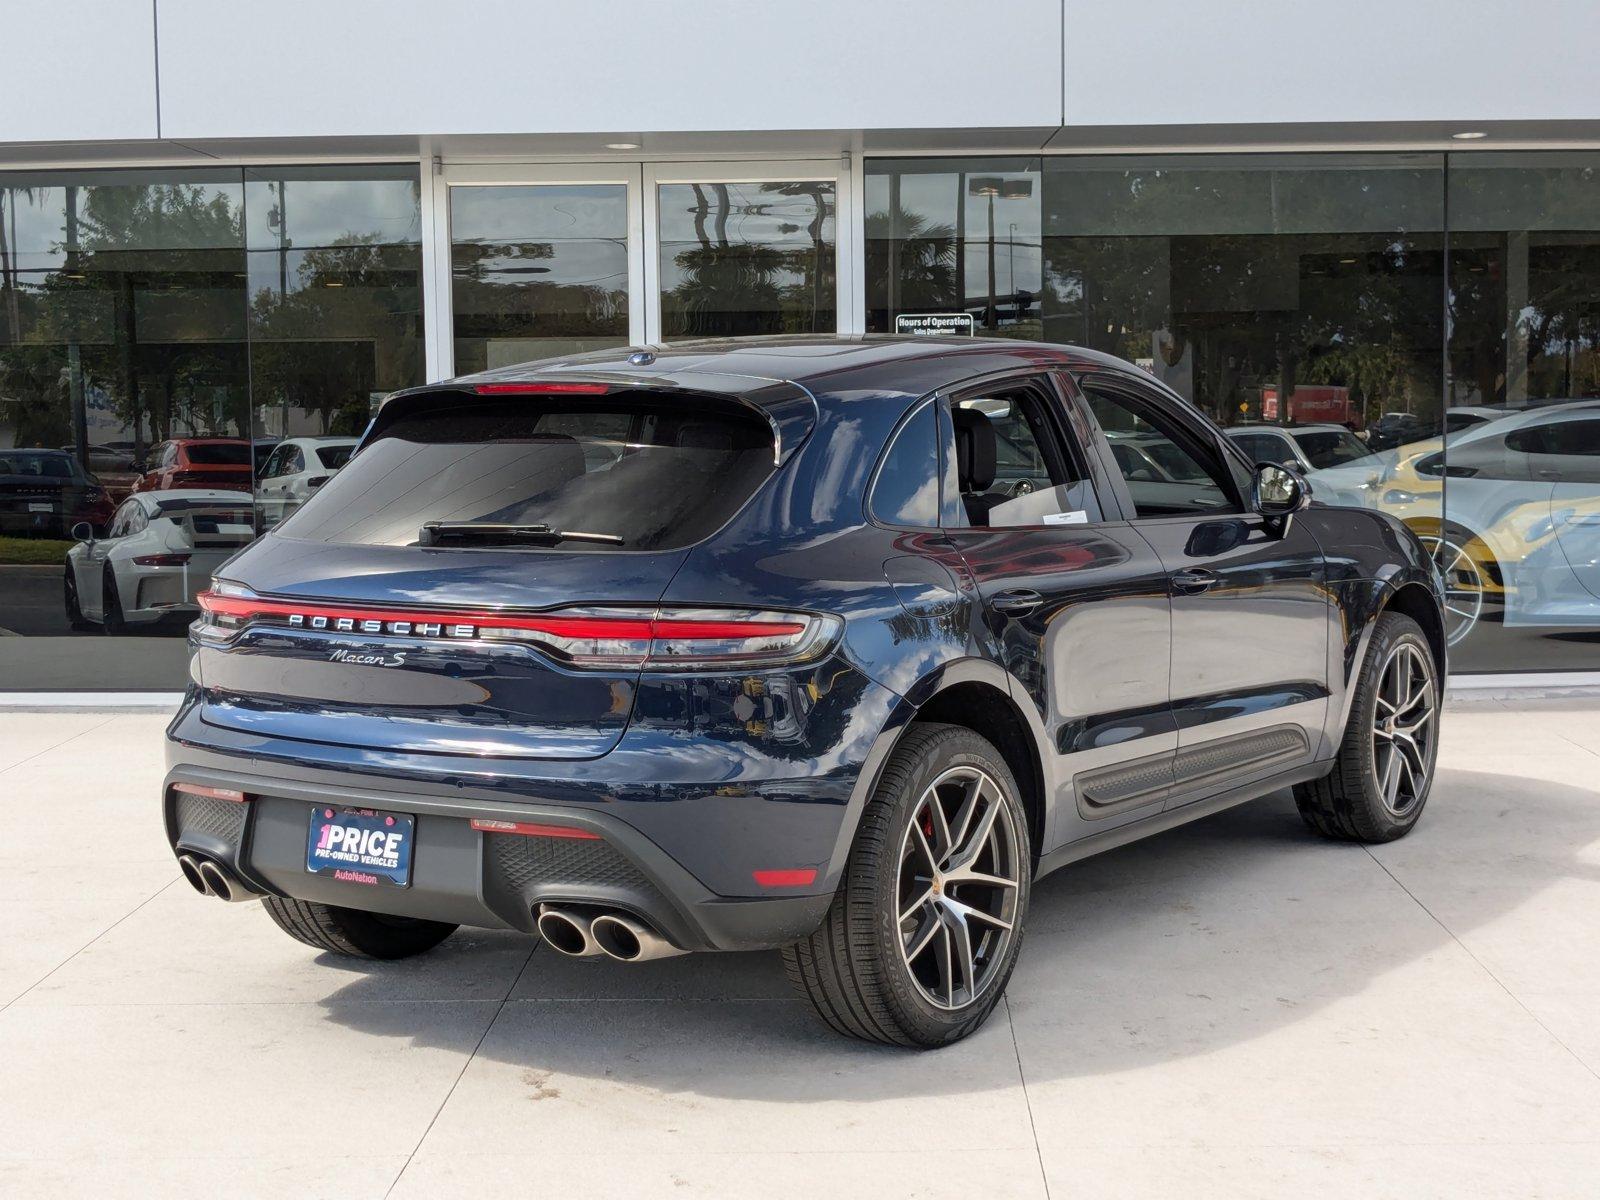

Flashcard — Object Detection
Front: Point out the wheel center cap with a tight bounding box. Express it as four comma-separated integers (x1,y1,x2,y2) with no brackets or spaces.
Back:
930,876,943,896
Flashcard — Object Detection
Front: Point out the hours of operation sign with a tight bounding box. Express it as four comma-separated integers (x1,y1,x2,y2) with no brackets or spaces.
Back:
894,313,975,336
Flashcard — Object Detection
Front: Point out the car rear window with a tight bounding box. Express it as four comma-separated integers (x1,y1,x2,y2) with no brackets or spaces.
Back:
1295,429,1375,469
275,392,776,551
186,443,251,465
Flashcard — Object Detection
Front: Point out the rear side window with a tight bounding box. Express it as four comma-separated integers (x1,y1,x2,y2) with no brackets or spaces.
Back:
870,402,939,527
315,445,354,470
276,393,776,552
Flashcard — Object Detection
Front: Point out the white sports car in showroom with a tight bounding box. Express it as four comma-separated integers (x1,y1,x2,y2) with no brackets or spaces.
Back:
254,436,358,529
64,490,255,633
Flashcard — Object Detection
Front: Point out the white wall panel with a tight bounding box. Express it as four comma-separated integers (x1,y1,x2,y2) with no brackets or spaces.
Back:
3,1,158,142
155,0,1064,140
1064,0,1600,127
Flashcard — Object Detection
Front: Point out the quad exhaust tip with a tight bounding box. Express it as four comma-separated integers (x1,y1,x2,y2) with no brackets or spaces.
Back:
589,912,687,962
176,852,260,902
535,904,686,962
536,906,606,958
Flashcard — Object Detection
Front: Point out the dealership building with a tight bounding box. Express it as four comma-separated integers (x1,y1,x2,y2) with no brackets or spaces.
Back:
3,0,1600,696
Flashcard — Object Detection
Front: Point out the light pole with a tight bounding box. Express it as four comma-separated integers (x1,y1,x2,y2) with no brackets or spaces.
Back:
968,177,1032,332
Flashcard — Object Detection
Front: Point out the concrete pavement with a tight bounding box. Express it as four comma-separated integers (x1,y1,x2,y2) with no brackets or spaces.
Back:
1,698,1599,1198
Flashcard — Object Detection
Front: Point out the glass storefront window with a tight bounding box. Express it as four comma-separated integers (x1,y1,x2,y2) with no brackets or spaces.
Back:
657,180,836,339
866,157,1041,337
0,165,424,690
1446,153,1600,672
449,183,630,373
867,150,1600,673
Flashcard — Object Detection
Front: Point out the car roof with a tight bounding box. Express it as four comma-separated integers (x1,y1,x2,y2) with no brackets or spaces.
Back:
419,335,1162,408
1449,397,1600,448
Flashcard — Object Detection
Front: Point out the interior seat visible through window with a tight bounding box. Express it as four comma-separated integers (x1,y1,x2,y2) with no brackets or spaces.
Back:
950,384,1102,528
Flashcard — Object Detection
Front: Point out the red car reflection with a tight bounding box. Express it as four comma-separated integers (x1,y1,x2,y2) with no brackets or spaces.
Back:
132,439,255,493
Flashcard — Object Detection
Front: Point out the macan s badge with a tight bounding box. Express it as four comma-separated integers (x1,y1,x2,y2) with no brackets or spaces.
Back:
327,647,407,667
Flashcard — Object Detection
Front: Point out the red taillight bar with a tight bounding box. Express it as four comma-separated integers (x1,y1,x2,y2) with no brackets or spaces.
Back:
469,819,601,839
172,782,249,803
196,592,805,642
472,382,610,395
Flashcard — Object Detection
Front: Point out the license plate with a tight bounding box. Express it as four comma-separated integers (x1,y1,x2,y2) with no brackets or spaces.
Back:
27,502,52,513
306,806,414,887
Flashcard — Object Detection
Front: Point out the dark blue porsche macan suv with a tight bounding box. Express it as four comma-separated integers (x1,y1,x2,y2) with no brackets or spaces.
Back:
164,337,1446,1047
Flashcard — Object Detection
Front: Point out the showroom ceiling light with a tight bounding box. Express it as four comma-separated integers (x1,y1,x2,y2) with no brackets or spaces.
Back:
1452,130,1488,140
606,141,641,150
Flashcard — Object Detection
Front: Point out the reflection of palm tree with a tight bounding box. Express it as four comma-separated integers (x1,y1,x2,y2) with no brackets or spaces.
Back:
666,183,834,338
865,208,956,323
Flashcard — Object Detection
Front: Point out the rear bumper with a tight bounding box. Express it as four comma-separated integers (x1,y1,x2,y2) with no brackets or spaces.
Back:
162,762,834,952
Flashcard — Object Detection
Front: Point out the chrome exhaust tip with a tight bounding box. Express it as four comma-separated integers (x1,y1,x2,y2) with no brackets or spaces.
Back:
176,854,211,896
196,859,235,902
536,905,605,958
193,857,260,903
589,912,686,963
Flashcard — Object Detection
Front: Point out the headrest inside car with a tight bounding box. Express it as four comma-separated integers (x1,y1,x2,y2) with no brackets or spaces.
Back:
952,407,997,492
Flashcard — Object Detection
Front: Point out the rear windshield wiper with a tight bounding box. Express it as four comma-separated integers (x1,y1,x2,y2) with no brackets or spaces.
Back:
421,521,624,546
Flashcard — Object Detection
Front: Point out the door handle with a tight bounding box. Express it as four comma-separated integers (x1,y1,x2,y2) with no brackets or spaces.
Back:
1170,567,1218,594
989,588,1043,616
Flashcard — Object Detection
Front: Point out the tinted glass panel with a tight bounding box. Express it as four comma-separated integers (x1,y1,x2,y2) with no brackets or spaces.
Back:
1085,386,1237,517
870,403,939,527
280,395,775,552
0,165,424,691
1447,154,1600,670
186,442,251,465
449,184,629,372
0,169,248,688
658,181,835,339
866,158,1040,336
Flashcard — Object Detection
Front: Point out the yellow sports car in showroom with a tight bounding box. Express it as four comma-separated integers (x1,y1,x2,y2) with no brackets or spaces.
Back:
1307,401,1600,647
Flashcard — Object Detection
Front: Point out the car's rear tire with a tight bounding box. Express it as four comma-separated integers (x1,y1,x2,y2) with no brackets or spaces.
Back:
1295,611,1440,843
101,566,127,636
261,896,457,960
782,723,1031,1048
63,564,94,632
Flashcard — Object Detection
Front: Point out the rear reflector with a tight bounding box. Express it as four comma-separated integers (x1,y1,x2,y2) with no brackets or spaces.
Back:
752,868,818,888
472,382,610,395
469,818,601,839
172,782,248,803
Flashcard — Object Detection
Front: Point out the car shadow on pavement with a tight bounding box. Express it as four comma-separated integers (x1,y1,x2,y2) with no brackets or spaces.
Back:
315,765,1600,1096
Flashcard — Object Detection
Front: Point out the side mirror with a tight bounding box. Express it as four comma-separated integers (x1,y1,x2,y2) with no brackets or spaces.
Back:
70,521,95,543
1253,462,1311,537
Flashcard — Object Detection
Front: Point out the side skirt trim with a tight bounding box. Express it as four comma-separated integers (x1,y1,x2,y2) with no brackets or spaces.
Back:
1037,757,1334,879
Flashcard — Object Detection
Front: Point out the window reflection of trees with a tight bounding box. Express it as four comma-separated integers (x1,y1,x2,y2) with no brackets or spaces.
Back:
662,182,836,339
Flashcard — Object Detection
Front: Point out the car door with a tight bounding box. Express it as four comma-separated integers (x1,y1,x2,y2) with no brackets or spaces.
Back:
1074,374,1331,809
935,372,1177,850
1510,411,1600,601
82,500,134,615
